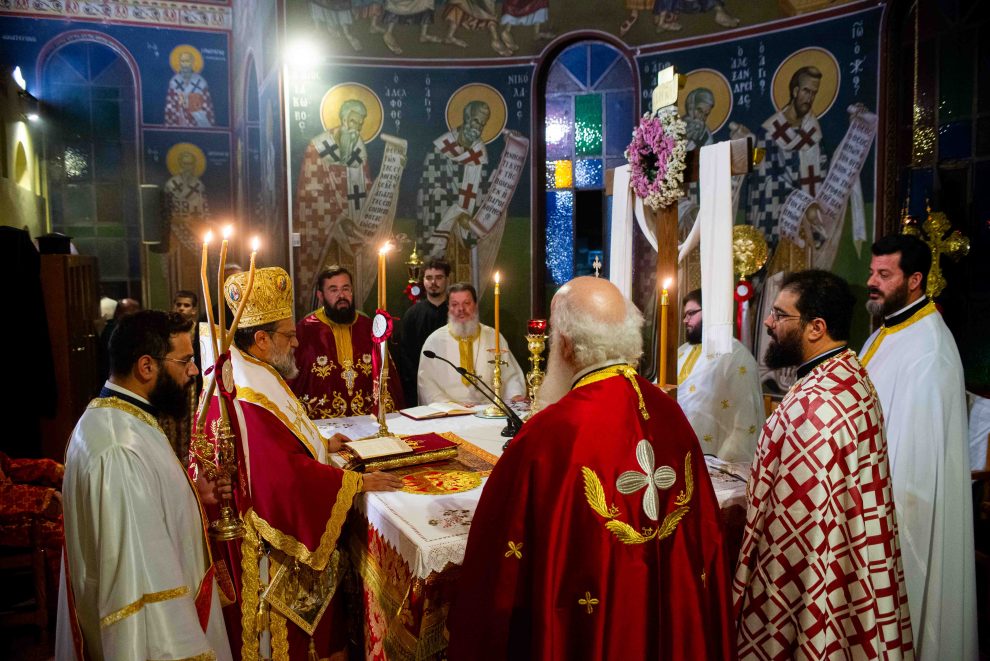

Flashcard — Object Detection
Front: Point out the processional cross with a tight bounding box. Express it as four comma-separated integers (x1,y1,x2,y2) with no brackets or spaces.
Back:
607,66,758,389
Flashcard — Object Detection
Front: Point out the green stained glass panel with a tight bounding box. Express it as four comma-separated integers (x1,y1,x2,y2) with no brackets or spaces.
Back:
574,94,602,156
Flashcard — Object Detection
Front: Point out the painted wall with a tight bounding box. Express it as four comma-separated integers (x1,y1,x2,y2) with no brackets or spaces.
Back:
0,8,233,306
0,70,47,238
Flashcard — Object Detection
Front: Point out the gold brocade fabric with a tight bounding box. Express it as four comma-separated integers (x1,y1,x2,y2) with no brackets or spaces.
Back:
449,326,481,387
99,586,189,628
247,468,361,572
315,308,356,367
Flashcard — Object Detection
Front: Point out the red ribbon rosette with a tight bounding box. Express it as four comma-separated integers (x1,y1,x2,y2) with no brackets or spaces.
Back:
371,310,394,375
734,280,754,339
405,282,423,302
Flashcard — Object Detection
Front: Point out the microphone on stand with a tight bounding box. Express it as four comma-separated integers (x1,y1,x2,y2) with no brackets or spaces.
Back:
422,350,523,440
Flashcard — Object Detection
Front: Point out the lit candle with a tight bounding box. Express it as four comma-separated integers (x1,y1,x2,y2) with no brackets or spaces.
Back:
493,271,501,354
659,278,671,386
217,225,232,339
378,242,392,310
200,231,219,360
195,231,218,432
225,237,259,350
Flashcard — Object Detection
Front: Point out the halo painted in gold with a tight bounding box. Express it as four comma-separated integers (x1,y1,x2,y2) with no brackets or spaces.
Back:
319,83,384,143
733,225,769,278
445,83,507,145
771,47,840,119
678,68,732,134
166,142,207,177
169,44,205,73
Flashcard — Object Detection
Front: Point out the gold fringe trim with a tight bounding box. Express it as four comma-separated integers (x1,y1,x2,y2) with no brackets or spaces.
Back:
237,386,321,460
247,470,361,571
87,396,164,434
240,519,261,661
860,299,937,366
572,364,649,420
99,586,188,628
271,608,290,660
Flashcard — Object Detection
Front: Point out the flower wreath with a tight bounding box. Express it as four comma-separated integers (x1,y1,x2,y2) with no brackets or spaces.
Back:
624,107,688,211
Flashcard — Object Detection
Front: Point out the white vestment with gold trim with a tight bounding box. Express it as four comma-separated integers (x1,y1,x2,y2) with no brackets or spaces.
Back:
676,339,764,463
418,324,525,405
862,307,977,660
55,385,232,661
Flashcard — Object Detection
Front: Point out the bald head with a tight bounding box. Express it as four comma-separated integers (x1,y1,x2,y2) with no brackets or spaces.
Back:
553,276,627,326
550,276,644,373
115,298,142,320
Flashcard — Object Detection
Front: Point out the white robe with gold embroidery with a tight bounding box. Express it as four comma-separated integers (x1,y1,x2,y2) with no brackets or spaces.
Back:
862,304,977,660
676,339,764,463
418,324,525,405
56,386,232,661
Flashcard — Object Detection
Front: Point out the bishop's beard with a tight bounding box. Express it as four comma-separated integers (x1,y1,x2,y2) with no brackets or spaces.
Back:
686,323,702,345
268,342,299,381
537,337,573,408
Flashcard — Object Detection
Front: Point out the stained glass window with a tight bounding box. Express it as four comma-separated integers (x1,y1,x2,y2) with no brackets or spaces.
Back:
543,41,634,287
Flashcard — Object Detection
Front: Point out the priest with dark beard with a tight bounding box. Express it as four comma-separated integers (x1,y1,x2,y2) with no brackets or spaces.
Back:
449,276,735,660
733,269,914,659
289,265,403,419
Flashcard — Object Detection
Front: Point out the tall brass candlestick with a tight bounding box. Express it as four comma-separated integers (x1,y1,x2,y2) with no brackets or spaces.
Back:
659,278,670,387
493,271,501,354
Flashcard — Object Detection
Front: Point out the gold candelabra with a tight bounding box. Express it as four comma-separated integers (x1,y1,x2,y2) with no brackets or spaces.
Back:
525,331,547,415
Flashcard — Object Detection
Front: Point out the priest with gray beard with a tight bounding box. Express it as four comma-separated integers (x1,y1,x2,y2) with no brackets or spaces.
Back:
417,282,525,405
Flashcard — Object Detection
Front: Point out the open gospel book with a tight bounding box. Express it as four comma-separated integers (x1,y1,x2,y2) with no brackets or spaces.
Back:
341,432,459,472
400,402,485,420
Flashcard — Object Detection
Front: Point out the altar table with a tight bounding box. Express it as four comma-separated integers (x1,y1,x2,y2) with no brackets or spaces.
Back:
315,412,749,660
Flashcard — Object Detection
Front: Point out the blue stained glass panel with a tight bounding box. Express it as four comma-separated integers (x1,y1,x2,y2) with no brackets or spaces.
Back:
545,160,557,190
559,46,589,87
589,44,620,88
938,121,971,160
605,92,634,159
575,159,603,189
545,191,574,285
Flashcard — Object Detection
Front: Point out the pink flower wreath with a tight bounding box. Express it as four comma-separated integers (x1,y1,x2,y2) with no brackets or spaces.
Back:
624,108,687,211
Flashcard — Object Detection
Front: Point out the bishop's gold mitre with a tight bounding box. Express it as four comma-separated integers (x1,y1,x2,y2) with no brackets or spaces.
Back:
224,266,294,327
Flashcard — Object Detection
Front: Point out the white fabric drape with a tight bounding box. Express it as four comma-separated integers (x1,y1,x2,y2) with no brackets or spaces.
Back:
698,141,734,357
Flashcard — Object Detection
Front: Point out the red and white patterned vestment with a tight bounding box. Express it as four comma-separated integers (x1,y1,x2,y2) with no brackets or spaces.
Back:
732,349,913,660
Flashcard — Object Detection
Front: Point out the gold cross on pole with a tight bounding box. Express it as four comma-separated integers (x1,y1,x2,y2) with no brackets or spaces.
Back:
900,202,970,298
592,255,602,277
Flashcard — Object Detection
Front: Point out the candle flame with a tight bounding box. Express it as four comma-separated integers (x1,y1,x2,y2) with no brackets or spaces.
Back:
378,242,393,255
662,278,672,290
494,271,501,284
222,224,233,239
251,236,260,252
204,230,213,244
